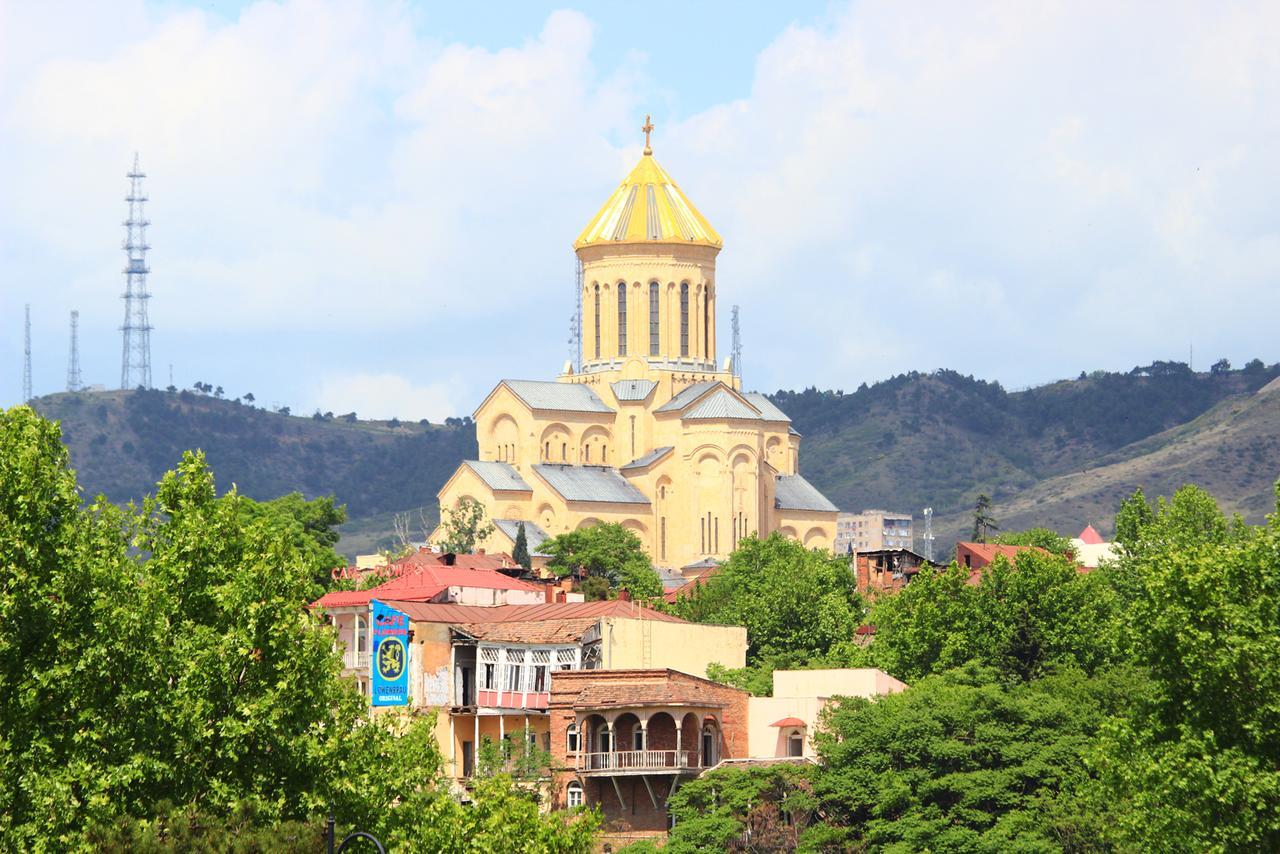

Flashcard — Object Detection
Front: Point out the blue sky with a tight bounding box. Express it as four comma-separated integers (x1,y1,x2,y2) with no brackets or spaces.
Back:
2,1,1278,419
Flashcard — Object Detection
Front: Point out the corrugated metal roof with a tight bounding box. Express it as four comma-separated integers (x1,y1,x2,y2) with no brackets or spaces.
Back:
774,474,840,513
685,389,763,420
384,599,687,625
464,460,533,492
620,446,673,471
533,465,650,504
743,392,791,423
504,380,613,413
655,381,719,412
493,519,551,553
610,379,657,401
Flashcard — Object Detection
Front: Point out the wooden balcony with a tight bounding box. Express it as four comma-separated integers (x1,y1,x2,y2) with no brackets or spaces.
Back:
576,749,698,776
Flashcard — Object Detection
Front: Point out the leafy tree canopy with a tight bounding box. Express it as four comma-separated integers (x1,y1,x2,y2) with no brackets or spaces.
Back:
541,522,661,599
995,526,1076,558
438,495,495,554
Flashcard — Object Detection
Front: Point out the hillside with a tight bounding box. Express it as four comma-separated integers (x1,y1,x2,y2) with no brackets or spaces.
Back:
29,359,1280,560
33,389,476,552
773,360,1280,553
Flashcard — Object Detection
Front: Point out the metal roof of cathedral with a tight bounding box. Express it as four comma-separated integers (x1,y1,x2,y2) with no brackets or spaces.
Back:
464,461,533,492
503,380,613,413
611,379,657,401
774,473,840,513
684,388,763,420
574,148,722,250
620,446,674,471
492,519,552,554
742,392,791,422
533,464,651,504
655,381,719,412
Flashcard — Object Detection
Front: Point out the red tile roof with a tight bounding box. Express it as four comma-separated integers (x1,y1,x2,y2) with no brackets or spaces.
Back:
770,717,806,728
566,671,742,710
1077,524,1104,545
383,598,686,625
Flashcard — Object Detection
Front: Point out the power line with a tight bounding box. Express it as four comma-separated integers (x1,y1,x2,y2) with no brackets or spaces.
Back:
120,152,153,389
66,310,82,392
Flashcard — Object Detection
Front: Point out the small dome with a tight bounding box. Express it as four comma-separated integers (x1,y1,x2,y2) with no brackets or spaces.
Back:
574,152,722,250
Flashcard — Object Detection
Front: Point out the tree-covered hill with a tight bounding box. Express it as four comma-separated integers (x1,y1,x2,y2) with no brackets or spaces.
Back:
769,359,1280,551
31,358,1280,560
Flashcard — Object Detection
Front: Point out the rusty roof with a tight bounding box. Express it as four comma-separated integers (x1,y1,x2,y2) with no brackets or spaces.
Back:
564,672,740,711
384,598,687,625
454,618,601,644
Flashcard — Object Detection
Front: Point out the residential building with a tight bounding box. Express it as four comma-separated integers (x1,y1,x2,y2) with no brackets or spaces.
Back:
432,133,839,570
837,509,914,554
745,669,907,760
1070,524,1119,568
853,548,938,595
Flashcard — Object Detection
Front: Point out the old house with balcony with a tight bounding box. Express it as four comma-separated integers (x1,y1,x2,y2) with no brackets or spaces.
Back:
548,669,750,848
853,548,939,595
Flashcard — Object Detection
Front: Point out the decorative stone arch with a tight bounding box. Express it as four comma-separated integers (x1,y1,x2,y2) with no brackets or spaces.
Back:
680,712,701,762
575,517,603,531
779,525,798,539
803,526,829,549
614,711,644,751
621,519,648,537
502,504,522,519
536,502,556,531
580,424,612,465
487,413,519,462
539,422,573,463
645,711,678,752
765,435,784,469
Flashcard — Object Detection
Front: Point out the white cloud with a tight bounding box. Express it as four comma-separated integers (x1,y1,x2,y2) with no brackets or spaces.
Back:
308,371,462,423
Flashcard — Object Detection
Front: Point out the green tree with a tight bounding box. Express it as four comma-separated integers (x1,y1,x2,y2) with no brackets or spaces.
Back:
663,764,819,853
995,526,1075,559
813,665,1144,851
1094,484,1280,851
438,496,495,554
971,492,998,542
541,522,661,599
238,491,348,590
671,534,866,688
513,521,531,571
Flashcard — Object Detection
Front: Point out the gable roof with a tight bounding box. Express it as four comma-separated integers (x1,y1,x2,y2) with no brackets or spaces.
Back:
620,446,674,471
312,558,543,609
463,460,533,492
774,474,839,513
1077,524,1104,545
492,519,551,554
655,381,719,413
611,379,657,401
533,464,650,504
742,392,791,422
502,380,613,413
684,388,763,420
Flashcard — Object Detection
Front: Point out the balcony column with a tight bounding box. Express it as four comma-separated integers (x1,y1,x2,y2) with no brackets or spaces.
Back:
639,718,648,751
674,718,682,763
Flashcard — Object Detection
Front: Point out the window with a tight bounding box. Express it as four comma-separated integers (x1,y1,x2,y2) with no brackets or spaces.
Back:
504,648,525,692
531,649,551,692
479,647,499,690
566,782,584,809
566,723,580,753
700,517,705,553
593,285,601,359
355,616,369,655
660,517,667,560
630,415,636,457
679,283,689,356
633,728,644,750
584,445,590,463
704,287,711,358
617,283,627,355
598,729,613,753
649,282,660,355
561,442,567,461
714,517,719,553
544,441,550,460
788,731,805,757
701,725,717,767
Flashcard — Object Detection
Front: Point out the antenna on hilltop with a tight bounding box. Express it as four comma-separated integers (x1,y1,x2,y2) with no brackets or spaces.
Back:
730,305,742,380
921,507,935,562
120,153,153,390
66,310,82,393
570,256,583,373
23,304,33,403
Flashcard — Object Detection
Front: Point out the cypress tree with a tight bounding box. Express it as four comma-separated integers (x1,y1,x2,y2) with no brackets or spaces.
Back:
513,522,531,571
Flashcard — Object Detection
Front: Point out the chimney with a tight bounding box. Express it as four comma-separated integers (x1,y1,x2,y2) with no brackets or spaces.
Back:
477,548,486,555
443,553,456,566
617,588,631,602
544,583,555,604
556,590,567,603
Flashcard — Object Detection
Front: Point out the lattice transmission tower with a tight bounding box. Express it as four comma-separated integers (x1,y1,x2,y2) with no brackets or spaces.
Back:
120,153,153,389
22,304,32,403
66,310,83,392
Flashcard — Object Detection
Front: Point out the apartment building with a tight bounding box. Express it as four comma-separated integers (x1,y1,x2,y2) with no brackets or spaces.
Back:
834,509,914,554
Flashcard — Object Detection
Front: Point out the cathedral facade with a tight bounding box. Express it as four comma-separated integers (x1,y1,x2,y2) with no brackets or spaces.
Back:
435,127,838,572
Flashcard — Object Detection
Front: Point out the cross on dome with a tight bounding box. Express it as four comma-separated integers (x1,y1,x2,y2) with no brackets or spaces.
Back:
642,115,655,155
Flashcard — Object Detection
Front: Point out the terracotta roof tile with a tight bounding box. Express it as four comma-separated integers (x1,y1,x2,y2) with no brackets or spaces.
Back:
383,598,687,625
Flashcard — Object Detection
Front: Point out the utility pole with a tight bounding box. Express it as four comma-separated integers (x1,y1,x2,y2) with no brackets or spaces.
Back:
120,153,153,389
23,304,33,403
66,310,82,392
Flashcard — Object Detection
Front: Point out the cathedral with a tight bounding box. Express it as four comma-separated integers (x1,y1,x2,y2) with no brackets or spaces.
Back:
435,120,838,573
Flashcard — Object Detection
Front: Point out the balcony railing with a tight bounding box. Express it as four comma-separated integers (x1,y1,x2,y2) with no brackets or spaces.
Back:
577,749,694,773
343,650,370,669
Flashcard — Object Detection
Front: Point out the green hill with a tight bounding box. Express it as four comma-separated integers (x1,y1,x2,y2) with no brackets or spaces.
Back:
29,359,1280,560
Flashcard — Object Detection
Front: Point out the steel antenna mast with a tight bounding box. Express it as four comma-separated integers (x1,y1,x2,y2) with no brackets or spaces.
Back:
23,304,33,403
120,153,153,389
66,310,82,392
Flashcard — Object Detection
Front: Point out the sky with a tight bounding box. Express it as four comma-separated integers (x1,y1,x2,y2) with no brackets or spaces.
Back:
2,0,1277,421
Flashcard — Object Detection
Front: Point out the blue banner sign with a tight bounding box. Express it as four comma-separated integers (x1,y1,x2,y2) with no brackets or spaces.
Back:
370,599,410,707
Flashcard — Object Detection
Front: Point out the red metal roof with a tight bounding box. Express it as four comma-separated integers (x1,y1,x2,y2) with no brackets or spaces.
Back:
770,717,806,728
382,598,687,625
1077,524,1104,545
312,558,543,610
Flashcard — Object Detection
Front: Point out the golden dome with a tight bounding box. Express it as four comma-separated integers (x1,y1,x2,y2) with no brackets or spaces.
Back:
574,149,722,251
